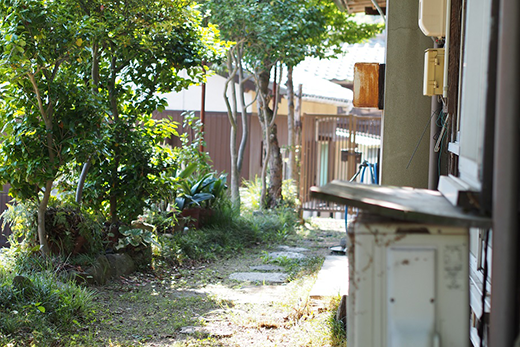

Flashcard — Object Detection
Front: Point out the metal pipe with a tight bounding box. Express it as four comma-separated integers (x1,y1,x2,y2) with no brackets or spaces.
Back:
489,0,520,344
429,39,442,190
443,0,451,98
428,96,441,190
370,0,386,24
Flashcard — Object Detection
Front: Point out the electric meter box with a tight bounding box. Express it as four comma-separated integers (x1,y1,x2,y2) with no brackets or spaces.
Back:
418,0,447,37
424,48,445,96
347,215,469,347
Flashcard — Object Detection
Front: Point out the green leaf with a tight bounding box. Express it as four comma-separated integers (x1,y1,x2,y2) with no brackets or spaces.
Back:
178,162,198,179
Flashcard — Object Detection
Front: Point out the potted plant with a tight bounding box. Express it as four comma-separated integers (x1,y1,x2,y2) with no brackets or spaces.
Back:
175,172,227,229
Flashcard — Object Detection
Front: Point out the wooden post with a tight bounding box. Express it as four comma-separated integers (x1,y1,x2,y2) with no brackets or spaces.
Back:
296,84,303,202
200,64,206,152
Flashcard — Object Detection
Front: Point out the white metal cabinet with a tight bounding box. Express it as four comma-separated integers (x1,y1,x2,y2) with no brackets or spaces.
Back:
347,218,469,347
310,180,491,347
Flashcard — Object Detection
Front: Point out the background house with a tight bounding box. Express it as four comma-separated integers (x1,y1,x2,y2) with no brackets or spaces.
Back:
155,69,353,178
155,34,385,216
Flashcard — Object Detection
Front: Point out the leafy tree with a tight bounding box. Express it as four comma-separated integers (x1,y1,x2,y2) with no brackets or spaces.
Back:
205,0,283,208
0,0,225,253
72,117,180,224
202,0,256,209
0,0,103,254
206,0,381,208
70,0,225,223
279,2,383,183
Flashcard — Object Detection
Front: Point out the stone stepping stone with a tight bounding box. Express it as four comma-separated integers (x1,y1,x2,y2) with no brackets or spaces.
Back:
278,245,309,252
250,264,284,271
229,272,288,283
179,326,202,335
179,326,233,338
267,251,306,260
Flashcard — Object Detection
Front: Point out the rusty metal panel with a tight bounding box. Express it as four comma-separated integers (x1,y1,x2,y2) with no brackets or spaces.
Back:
354,63,380,108
300,114,381,212
335,0,386,14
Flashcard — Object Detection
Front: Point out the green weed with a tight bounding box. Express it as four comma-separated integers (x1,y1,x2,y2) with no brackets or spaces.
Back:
328,296,347,346
155,200,299,265
0,250,96,346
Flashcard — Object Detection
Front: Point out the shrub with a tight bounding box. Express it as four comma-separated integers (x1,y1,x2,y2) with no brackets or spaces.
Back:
0,249,95,346
154,197,299,265
241,177,300,213
2,199,105,256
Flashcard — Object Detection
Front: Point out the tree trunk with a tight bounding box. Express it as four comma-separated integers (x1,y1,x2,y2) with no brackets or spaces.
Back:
37,180,53,255
295,84,303,201
109,156,119,223
76,43,100,204
75,159,91,203
257,70,270,208
257,68,283,208
224,48,241,209
230,124,240,208
286,65,296,182
229,78,240,209
108,56,120,223
237,45,250,175
268,123,283,207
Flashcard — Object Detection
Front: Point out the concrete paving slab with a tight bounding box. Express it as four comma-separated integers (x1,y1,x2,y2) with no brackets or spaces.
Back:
268,251,306,260
309,255,349,300
250,264,284,271
199,284,287,304
278,245,309,252
229,272,288,283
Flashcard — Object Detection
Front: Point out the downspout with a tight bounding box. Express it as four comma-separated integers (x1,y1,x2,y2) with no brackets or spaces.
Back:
428,41,442,190
428,0,451,190
428,96,441,190
370,0,386,24
489,0,520,344
443,0,451,99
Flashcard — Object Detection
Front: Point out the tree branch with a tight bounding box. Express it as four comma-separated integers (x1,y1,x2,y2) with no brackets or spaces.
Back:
27,71,47,122
237,45,250,173
49,56,68,82
269,62,283,128
224,48,239,129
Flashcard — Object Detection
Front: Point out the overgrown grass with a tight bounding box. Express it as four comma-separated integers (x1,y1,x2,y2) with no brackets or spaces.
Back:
0,179,304,345
0,248,96,346
81,285,221,346
328,295,347,346
155,201,299,265
262,252,324,282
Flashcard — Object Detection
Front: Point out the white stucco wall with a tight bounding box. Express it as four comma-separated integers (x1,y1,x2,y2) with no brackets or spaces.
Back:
158,71,253,113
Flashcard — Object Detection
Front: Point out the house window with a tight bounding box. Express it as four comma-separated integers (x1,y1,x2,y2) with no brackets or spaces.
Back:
452,0,493,190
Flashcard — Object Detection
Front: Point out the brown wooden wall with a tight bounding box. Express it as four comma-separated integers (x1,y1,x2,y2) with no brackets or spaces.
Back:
154,110,253,181
248,114,289,181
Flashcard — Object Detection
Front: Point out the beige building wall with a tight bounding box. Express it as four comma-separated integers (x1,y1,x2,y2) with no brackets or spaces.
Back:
248,92,344,179
251,91,343,116
381,0,433,188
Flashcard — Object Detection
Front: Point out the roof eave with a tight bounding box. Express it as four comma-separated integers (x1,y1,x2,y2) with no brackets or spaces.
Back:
334,0,387,14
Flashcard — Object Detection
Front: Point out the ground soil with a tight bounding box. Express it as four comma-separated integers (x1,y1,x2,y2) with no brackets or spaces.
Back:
83,217,347,347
